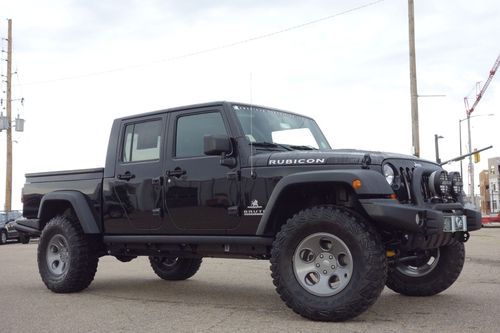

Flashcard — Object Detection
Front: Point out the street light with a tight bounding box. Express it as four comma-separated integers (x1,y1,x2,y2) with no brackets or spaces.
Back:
434,134,444,164
458,113,495,198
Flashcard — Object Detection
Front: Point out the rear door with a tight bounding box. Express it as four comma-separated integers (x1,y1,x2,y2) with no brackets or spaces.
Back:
104,114,169,233
164,107,240,233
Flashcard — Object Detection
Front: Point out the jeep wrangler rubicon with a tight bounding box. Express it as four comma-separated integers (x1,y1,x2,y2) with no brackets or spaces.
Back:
15,101,481,321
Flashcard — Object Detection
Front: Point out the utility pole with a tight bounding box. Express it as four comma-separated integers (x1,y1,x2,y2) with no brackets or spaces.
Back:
4,19,13,212
467,114,474,201
408,0,420,157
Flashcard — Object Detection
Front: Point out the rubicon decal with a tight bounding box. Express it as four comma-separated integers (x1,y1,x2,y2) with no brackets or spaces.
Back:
268,158,326,166
243,199,265,216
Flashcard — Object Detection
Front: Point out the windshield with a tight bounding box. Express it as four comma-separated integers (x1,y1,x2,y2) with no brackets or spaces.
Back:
233,105,331,150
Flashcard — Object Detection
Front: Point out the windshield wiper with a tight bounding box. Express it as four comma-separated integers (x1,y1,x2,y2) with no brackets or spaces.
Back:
250,142,294,151
287,145,318,150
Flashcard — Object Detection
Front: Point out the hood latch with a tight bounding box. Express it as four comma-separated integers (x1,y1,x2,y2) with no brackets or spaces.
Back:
361,153,372,169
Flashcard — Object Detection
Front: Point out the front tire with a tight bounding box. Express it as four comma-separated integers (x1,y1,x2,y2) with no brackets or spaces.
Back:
37,216,99,293
149,256,202,281
386,242,465,296
270,206,387,322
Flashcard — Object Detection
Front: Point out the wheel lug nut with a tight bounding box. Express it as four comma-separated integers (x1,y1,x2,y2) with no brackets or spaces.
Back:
331,265,335,269
329,255,333,259
316,263,320,267
320,254,324,259
323,270,327,274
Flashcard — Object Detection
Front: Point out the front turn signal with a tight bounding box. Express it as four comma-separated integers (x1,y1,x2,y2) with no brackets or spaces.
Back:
352,179,362,190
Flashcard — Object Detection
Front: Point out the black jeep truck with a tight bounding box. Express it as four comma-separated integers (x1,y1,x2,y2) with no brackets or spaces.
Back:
15,101,481,321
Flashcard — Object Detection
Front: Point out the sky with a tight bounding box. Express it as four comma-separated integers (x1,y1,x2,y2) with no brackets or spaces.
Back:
0,0,499,210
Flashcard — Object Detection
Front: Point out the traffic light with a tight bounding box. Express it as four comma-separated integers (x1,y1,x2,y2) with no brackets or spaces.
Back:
473,149,480,163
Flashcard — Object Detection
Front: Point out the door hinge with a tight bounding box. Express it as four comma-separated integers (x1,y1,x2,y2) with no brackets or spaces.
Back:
227,171,240,181
228,205,240,216
152,177,163,186
152,208,163,217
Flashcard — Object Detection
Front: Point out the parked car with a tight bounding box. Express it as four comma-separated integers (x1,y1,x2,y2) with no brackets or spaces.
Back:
0,211,29,244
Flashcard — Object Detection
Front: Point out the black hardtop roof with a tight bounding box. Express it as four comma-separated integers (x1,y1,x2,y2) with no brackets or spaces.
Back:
117,101,314,121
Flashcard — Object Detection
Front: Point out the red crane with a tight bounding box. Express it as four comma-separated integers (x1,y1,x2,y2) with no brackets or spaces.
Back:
462,54,499,201
464,54,500,116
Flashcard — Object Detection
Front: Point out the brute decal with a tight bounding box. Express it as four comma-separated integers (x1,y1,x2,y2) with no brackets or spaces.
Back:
268,158,326,166
243,199,265,216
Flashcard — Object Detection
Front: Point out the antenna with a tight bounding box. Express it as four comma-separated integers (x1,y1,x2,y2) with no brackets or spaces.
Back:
249,72,255,178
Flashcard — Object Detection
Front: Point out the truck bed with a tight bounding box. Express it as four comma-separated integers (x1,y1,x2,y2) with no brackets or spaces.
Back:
23,168,104,219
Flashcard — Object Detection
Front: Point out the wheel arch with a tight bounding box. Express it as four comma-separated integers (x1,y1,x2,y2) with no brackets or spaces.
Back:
255,170,392,236
38,191,100,234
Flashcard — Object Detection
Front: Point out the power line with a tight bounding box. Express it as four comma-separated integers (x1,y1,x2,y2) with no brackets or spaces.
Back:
20,0,385,86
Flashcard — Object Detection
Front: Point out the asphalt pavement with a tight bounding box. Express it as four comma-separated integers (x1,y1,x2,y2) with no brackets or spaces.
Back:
1,228,499,333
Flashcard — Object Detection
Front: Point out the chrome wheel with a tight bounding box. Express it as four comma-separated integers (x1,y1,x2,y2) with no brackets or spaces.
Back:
396,249,440,277
46,234,70,276
1,231,7,244
293,232,353,297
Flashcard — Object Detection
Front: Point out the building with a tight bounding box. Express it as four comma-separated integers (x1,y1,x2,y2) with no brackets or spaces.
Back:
479,170,491,215
488,157,500,214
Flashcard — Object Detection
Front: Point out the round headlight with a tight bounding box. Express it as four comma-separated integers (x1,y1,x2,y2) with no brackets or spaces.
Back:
428,170,451,196
383,164,395,185
448,172,463,196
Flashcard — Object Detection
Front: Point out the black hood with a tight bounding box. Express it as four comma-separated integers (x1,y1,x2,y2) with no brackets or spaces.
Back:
250,149,437,167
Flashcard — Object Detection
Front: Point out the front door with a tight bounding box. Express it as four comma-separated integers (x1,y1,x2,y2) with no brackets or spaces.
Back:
104,115,167,233
165,108,240,233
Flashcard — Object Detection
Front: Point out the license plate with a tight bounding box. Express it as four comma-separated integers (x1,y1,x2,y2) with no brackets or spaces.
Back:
443,215,467,232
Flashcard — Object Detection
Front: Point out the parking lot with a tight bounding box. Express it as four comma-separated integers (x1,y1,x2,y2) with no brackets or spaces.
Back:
0,227,499,333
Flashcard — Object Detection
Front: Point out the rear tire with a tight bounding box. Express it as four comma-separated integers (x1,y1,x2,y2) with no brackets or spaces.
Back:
149,256,202,281
37,216,99,293
386,242,465,296
270,206,387,322
115,255,137,263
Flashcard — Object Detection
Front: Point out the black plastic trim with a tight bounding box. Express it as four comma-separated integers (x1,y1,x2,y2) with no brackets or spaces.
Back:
360,199,432,233
103,235,274,246
465,208,482,231
255,169,393,235
38,191,101,234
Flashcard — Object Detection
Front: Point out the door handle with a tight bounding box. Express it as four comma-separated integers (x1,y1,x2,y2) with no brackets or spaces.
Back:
167,168,186,178
117,172,136,181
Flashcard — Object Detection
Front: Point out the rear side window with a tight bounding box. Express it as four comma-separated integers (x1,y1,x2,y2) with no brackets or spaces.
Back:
175,112,228,158
122,120,162,162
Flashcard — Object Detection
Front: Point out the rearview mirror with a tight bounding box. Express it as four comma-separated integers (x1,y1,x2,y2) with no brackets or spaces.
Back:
204,134,232,156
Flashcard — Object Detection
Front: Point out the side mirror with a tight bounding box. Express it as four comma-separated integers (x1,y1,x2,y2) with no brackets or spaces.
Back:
204,134,232,156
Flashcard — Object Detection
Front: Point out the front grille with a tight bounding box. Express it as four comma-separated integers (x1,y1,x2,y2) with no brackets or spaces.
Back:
387,160,443,205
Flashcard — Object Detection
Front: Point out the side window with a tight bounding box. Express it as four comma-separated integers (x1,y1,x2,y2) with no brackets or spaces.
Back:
122,119,162,162
176,112,228,158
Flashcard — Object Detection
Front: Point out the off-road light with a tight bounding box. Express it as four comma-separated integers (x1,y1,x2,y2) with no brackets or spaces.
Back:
383,164,395,185
428,170,451,196
448,171,463,196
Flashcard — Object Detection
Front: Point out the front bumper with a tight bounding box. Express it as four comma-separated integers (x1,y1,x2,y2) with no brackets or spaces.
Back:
360,198,482,235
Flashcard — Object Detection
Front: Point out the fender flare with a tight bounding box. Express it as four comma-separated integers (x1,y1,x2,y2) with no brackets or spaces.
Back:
38,191,100,234
255,169,393,235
